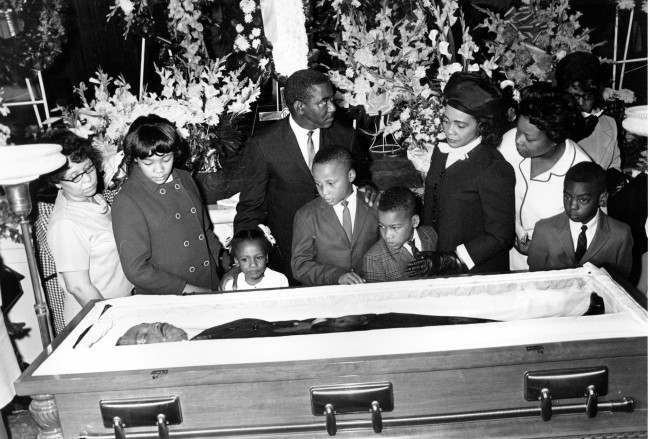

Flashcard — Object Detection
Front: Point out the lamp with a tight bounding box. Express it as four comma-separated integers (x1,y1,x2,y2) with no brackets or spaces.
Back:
0,143,66,348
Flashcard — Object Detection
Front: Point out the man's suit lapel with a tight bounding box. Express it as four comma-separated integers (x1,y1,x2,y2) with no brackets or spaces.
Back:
352,192,370,248
280,117,312,179
580,213,609,264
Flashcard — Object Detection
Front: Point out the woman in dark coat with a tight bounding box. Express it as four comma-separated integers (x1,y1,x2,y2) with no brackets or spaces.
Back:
409,71,515,276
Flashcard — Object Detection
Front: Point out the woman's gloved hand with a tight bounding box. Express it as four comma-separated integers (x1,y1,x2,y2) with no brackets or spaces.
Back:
406,251,468,277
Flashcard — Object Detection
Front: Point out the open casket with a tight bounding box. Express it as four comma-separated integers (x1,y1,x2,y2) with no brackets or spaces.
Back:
15,264,647,438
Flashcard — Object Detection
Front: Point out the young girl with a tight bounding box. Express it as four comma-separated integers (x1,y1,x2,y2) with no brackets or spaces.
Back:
221,228,289,291
112,114,223,294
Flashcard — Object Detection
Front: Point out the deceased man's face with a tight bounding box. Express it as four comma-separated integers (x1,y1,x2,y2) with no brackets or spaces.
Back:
116,322,188,345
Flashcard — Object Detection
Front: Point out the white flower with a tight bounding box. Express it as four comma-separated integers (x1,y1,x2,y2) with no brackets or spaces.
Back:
117,0,135,16
251,38,261,49
428,29,439,43
468,63,480,72
617,0,635,9
345,67,354,78
400,108,411,122
239,0,256,14
414,66,427,79
234,34,250,51
251,27,261,37
244,13,253,23
438,41,451,59
259,57,269,69
235,24,244,33
512,89,521,103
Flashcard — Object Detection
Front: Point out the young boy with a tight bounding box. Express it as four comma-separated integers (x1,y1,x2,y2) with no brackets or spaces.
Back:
362,186,438,282
291,146,378,286
528,162,633,278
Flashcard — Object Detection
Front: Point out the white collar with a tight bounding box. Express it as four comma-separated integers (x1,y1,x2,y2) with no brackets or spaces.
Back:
402,228,423,255
289,115,319,137
582,109,604,118
437,136,482,168
569,209,600,230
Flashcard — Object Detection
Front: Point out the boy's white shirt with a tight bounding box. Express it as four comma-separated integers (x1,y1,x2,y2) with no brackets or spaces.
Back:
332,186,358,235
568,209,600,251
403,228,424,255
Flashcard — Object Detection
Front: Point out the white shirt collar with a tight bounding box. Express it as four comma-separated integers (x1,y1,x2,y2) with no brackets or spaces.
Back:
569,209,600,250
437,136,482,169
524,139,580,182
289,115,320,166
332,186,357,233
402,228,423,255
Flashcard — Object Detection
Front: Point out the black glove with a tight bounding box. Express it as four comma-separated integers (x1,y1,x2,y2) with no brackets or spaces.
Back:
406,251,468,277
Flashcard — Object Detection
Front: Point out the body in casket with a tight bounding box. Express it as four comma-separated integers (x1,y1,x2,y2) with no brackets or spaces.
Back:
15,265,647,438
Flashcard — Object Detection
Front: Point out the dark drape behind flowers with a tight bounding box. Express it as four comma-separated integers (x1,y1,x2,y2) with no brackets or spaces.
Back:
42,0,155,108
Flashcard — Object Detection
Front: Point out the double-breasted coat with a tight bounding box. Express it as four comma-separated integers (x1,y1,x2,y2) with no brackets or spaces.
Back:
112,166,222,294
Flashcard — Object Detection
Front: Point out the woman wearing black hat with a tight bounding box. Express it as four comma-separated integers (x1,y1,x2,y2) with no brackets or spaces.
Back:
407,71,516,277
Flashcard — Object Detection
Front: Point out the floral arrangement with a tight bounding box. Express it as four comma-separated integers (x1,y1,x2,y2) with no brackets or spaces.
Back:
109,0,214,69
475,0,594,88
231,0,273,77
0,0,67,85
60,57,260,186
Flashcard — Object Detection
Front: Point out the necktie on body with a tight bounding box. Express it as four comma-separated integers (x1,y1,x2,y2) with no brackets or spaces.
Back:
407,238,419,258
574,224,588,263
306,130,315,168
341,200,353,242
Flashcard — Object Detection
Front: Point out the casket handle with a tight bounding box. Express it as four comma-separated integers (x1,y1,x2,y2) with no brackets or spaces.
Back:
370,400,383,433
157,414,169,439
113,416,126,439
540,388,552,421
585,385,598,418
324,404,336,436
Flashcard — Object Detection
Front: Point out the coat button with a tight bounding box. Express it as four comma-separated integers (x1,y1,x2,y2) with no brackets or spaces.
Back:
198,234,204,240
174,183,181,190
203,260,210,267
189,266,196,273
183,240,190,247
175,213,181,220
159,188,166,195
190,207,197,214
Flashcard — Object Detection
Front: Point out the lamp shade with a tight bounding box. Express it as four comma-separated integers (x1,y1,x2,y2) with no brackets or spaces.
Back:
622,105,648,137
0,144,66,185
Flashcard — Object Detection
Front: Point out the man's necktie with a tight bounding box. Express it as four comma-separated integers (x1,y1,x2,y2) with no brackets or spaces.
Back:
407,238,419,258
306,130,315,168
575,224,588,263
341,200,353,242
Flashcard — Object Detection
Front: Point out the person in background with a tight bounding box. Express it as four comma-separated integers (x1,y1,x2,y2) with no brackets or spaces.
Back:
362,186,437,282
555,51,620,171
220,228,289,291
234,69,374,285
498,83,591,271
112,114,224,295
291,147,378,286
411,71,515,277
528,162,633,278
45,130,132,325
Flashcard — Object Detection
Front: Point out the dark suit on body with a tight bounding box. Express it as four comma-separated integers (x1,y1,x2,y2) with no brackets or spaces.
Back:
422,144,515,273
291,191,379,286
234,117,366,282
528,212,634,278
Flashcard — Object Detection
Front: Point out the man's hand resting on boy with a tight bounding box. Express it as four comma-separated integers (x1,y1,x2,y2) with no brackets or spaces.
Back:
338,271,365,285
358,185,380,207
406,251,467,277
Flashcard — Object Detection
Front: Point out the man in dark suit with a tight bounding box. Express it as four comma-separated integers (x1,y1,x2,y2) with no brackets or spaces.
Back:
528,162,633,278
234,69,370,284
291,147,378,286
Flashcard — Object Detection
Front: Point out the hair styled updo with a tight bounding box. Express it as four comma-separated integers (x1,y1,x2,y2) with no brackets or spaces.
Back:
518,82,585,144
